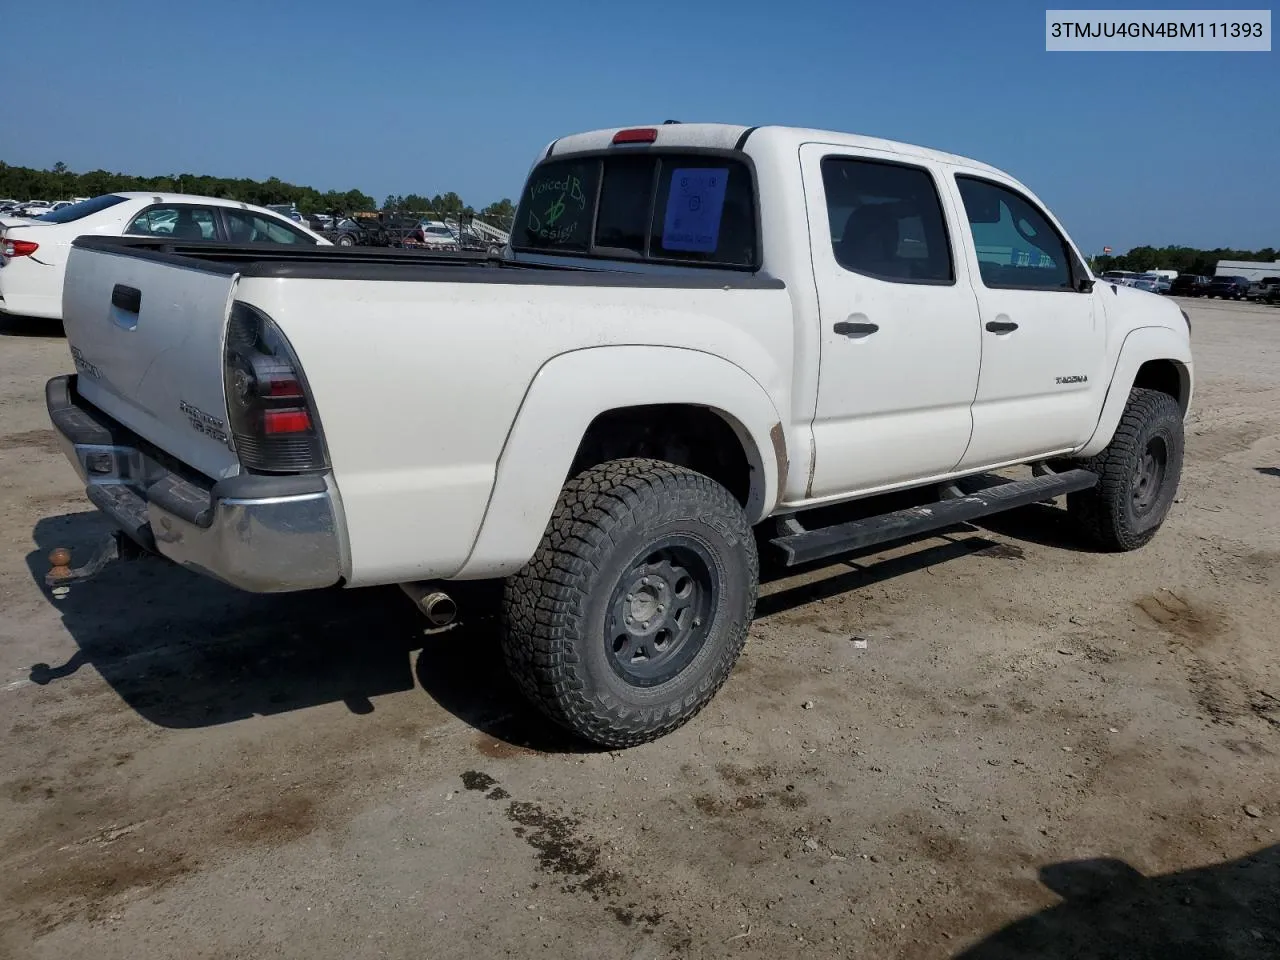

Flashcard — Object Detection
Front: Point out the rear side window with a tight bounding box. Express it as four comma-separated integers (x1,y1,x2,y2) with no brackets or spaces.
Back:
956,177,1072,291
513,153,757,268
223,209,316,244
821,158,953,284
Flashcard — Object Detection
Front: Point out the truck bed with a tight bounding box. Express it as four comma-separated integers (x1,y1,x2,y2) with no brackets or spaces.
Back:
60,232,796,587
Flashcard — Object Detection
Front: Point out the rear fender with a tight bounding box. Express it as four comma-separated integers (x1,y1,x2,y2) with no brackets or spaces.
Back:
454,345,783,579
1078,325,1192,458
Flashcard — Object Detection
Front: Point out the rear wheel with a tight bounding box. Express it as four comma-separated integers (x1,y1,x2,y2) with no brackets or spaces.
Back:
501,458,758,747
1065,388,1184,551
337,234,356,247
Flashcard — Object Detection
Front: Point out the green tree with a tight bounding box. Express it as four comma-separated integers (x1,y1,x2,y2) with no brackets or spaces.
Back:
480,198,515,229
436,191,464,215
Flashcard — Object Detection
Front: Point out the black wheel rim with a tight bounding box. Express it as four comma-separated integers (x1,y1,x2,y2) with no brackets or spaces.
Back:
605,536,718,688
1132,435,1168,515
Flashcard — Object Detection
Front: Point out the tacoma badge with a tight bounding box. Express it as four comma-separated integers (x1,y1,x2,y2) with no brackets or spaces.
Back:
179,400,229,444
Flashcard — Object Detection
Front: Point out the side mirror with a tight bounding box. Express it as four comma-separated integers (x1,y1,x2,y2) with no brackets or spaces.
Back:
1077,275,1095,293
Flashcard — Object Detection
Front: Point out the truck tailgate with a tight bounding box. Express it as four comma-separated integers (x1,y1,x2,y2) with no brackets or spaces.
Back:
61,245,240,479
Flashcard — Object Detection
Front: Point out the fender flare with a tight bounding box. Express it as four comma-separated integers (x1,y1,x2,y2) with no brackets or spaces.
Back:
454,345,784,579
1078,325,1193,458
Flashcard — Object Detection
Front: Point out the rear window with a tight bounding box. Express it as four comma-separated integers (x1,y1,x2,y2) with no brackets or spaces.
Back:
512,152,757,268
36,194,128,224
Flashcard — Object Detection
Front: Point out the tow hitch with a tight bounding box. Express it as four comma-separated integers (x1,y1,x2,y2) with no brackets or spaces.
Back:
45,532,151,598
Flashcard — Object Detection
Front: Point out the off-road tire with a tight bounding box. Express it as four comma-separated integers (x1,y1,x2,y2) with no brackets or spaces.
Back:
1066,388,1184,551
501,458,758,747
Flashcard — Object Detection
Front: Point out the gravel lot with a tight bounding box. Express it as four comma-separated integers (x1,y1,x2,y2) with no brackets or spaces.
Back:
1,298,1277,959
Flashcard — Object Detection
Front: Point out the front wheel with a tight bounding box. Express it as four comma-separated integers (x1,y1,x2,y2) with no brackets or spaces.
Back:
1065,388,1184,551
337,234,356,247
501,458,758,747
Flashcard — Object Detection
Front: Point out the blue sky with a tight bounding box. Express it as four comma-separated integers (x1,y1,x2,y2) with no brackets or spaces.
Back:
2,0,1274,253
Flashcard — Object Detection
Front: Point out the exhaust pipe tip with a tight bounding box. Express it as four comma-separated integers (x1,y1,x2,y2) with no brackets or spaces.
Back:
399,582,458,627
421,591,457,627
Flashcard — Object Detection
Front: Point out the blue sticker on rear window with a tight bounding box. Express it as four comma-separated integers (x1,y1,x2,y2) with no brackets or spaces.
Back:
661,168,729,253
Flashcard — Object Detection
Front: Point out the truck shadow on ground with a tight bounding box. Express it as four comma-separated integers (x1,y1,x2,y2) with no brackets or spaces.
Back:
0,313,64,338
26,503,1076,749
24,511,584,748
954,845,1280,959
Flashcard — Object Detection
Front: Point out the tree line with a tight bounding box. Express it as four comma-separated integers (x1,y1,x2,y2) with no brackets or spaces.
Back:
1092,245,1277,276
381,193,515,226
0,160,514,224
1,160,1266,256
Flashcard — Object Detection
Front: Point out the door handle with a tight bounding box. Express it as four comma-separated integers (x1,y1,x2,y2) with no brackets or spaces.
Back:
111,284,142,313
985,320,1018,333
833,321,879,338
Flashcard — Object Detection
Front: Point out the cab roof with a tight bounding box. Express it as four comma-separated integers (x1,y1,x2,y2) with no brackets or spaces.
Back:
546,123,1005,177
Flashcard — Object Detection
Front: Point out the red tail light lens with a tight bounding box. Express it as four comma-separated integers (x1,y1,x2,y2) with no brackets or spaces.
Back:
223,302,328,473
2,239,39,258
263,408,313,435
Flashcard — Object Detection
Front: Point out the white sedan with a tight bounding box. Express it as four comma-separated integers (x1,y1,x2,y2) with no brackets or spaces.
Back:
0,193,331,320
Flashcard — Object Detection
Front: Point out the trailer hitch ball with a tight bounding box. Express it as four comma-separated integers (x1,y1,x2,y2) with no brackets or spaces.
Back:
49,548,72,576
48,548,74,599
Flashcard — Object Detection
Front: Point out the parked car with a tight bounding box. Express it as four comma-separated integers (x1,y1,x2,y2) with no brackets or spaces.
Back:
325,217,363,246
1100,270,1140,286
320,212,426,248
1169,274,1210,297
266,203,306,224
413,220,461,250
1205,275,1251,300
12,200,53,219
1247,276,1280,303
0,193,330,320
45,122,1192,747
1132,274,1172,294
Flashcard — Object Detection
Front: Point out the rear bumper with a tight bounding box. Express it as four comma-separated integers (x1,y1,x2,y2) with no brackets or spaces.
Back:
46,374,346,592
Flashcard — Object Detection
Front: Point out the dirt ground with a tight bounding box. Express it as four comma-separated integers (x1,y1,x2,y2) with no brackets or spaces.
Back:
1,297,1277,959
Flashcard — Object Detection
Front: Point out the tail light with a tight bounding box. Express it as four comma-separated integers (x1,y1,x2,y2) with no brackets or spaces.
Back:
2,239,39,258
223,302,328,473
612,127,658,144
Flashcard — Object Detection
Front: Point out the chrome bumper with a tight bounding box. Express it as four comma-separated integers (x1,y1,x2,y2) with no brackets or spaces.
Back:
46,375,346,593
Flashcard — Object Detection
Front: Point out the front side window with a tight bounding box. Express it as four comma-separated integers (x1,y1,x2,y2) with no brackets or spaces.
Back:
513,152,757,268
222,209,315,244
956,177,1072,290
127,205,218,240
820,157,954,284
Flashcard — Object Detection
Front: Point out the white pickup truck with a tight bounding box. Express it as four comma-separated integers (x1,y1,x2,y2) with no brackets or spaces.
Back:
46,122,1193,747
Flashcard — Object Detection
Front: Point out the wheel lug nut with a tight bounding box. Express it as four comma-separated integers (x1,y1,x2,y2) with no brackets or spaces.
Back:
658,605,665,613
642,621,650,629
626,616,634,625
693,617,702,627
626,594,633,602
641,577,650,586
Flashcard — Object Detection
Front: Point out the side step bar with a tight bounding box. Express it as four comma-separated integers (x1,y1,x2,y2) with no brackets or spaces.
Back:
771,469,1098,567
